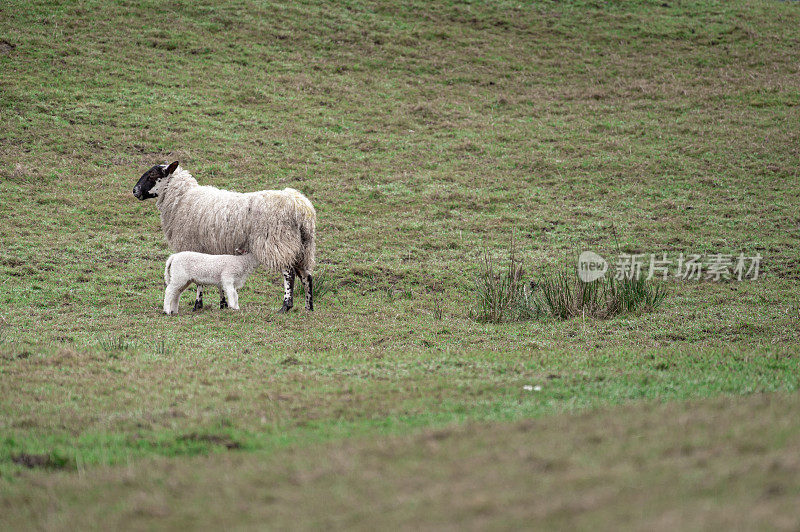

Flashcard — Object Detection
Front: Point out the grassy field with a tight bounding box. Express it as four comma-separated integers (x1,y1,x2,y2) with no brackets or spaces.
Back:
1,0,799,528
3,393,800,529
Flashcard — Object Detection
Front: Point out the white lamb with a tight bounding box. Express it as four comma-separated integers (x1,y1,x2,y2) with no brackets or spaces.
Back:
163,249,259,315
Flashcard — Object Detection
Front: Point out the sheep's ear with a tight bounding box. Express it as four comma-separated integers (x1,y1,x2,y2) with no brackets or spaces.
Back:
165,161,179,175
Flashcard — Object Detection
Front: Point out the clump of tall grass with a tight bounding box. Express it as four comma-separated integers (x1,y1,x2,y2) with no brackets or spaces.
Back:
536,272,667,320
99,335,134,352
472,236,527,323
432,297,444,320
431,282,444,321
295,269,331,301
154,337,171,357
472,240,667,323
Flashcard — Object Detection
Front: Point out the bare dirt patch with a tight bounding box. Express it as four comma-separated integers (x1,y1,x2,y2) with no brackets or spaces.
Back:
11,453,70,470
178,433,241,450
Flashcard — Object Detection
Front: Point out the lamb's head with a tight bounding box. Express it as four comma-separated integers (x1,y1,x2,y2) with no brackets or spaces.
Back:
133,161,179,200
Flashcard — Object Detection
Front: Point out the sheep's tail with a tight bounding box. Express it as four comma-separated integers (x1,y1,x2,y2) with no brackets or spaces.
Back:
293,191,316,273
164,255,174,286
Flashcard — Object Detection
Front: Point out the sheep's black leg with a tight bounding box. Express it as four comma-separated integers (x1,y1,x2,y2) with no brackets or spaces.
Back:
296,269,313,311
278,270,295,313
305,274,313,311
219,287,228,309
193,285,203,311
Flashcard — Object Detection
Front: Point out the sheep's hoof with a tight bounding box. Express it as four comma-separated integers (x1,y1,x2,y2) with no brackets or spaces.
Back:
193,301,203,311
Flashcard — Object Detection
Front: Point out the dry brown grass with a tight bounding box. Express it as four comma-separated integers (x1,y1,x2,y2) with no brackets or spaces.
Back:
2,392,799,530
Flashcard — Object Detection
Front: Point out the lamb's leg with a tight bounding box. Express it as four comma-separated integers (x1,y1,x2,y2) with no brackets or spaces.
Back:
164,283,184,316
278,270,295,313
193,285,203,311
230,287,239,310
223,282,239,310
219,287,228,309
296,269,313,311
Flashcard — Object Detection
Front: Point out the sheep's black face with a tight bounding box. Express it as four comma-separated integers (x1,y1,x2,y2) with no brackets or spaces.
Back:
133,161,179,200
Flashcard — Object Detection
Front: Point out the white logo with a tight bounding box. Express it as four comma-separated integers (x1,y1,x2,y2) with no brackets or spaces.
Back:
578,251,608,282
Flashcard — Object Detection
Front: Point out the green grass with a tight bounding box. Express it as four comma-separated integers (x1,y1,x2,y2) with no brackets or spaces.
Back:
1,0,800,527
2,344,798,479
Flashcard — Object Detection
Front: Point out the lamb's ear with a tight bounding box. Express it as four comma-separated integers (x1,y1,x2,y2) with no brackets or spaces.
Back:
165,161,179,175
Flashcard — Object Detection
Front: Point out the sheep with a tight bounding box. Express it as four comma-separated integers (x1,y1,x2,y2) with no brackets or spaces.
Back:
163,249,259,315
133,161,315,313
